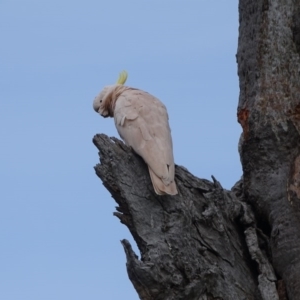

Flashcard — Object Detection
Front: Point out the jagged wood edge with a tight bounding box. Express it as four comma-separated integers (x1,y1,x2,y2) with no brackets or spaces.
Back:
93,134,278,300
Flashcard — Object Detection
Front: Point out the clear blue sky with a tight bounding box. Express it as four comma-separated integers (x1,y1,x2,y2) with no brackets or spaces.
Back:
0,1,240,299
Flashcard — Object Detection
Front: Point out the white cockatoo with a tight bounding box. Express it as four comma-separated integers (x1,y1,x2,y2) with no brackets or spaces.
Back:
93,71,178,195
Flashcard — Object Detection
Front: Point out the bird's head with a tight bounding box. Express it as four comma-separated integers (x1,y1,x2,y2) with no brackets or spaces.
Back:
93,71,128,118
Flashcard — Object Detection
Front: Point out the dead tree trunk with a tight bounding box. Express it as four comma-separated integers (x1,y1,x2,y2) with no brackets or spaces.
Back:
93,1,300,299
93,135,277,299
237,0,300,299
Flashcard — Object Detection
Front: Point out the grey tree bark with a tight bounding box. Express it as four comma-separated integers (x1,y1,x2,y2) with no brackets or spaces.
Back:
93,135,269,299
237,0,300,299
93,1,300,299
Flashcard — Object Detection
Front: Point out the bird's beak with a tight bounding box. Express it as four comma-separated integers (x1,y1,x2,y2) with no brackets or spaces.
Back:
99,110,109,118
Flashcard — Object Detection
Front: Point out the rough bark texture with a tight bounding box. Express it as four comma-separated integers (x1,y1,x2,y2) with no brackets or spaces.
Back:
237,1,300,299
93,135,276,300
93,1,300,299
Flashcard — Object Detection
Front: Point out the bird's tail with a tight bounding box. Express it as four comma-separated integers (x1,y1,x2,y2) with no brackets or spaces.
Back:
148,167,178,196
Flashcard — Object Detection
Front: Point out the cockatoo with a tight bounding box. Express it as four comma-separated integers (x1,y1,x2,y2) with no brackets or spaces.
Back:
93,71,178,195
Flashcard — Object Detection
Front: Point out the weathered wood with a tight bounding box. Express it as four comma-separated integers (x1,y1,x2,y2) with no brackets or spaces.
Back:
237,1,300,299
93,134,275,299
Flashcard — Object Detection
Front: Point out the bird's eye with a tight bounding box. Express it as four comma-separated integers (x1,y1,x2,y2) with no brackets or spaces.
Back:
100,100,102,103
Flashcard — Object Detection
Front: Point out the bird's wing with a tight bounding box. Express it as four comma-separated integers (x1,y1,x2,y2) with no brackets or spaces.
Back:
114,89,175,186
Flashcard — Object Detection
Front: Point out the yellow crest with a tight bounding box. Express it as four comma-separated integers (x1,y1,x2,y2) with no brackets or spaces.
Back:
116,70,128,85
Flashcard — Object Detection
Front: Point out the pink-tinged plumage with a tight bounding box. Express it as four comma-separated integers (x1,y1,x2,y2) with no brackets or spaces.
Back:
93,83,178,196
